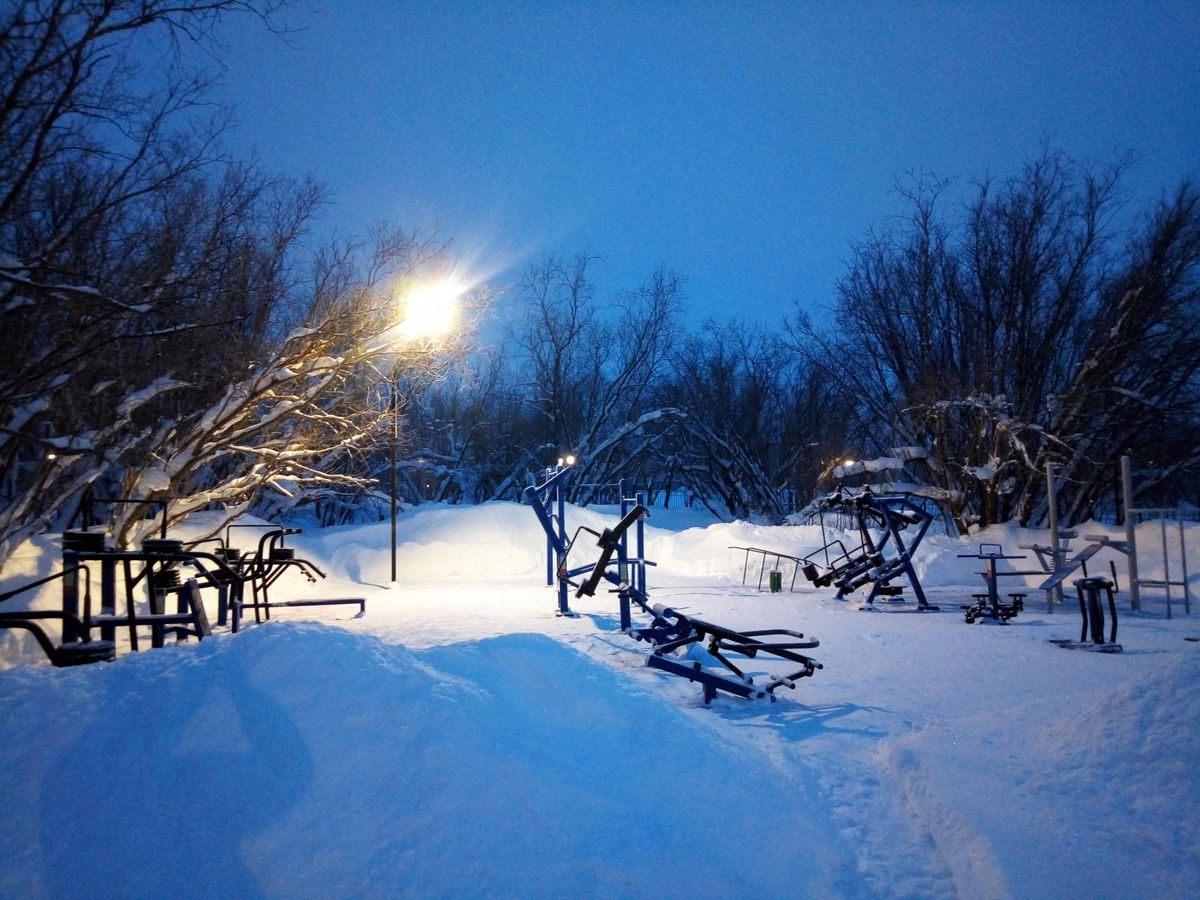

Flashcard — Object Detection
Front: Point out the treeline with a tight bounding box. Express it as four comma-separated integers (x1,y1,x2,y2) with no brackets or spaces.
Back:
395,153,1200,531
386,255,852,524
2,3,1197,566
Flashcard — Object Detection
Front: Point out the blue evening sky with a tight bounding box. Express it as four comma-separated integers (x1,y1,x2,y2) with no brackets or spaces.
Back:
205,0,1200,326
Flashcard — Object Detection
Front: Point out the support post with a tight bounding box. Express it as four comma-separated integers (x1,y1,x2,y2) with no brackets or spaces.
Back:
61,549,80,644
390,380,398,584
556,469,569,615
1046,463,1062,611
99,556,116,643
1121,454,1140,611
636,490,647,595
1180,517,1192,615
618,479,630,585
1161,516,1173,619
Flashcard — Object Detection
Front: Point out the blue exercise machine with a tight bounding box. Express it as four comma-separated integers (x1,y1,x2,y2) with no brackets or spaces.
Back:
526,469,823,703
523,464,653,618
572,507,822,703
801,489,937,610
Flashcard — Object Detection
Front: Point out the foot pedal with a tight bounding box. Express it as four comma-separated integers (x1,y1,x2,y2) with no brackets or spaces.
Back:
56,641,116,666
1051,639,1124,653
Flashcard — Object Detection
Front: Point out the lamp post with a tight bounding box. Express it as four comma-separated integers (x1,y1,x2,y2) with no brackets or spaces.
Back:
390,375,399,583
388,277,463,583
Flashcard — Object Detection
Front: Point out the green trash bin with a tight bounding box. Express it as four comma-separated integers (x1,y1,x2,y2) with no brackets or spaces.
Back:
769,570,782,593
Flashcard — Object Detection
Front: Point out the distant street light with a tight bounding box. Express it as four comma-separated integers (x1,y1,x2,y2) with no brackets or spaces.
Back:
389,277,463,583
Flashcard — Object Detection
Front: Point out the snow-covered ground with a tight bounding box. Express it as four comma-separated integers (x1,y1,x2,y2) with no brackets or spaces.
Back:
1,502,1197,898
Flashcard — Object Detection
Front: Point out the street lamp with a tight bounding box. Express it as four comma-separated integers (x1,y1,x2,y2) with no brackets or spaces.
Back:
389,277,463,583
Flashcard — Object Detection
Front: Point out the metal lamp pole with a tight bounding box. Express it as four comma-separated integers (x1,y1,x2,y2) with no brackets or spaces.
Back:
385,275,463,584
390,374,399,583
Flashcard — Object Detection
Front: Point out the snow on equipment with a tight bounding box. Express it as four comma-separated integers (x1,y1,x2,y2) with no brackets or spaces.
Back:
1049,576,1123,652
633,605,823,703
958,544,1039,624
523,461,654,618
800,488,937,610
578,515,822,703
526,479,823,703
0,524,364,666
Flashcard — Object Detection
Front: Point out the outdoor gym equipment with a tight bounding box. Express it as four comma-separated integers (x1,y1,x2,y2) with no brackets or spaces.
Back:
1035,534,1123,597
564,500,823,703
56,531,220,651
213,525,366,624
0,563,116,666
958,543,1039,624
524,463,653,617
728,545,803,592
633,605,823,702
0,524,364,667
800,489,937,610
1031,456,1192,616
1050,576,1123,653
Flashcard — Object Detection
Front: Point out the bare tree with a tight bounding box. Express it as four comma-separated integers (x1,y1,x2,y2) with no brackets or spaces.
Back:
788,150,1199,529
0,0,298,562
501,255,684,499
0,2,484,559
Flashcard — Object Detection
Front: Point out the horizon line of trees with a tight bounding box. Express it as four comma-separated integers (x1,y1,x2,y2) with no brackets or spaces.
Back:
2,2,1197,570
389,154,1199,532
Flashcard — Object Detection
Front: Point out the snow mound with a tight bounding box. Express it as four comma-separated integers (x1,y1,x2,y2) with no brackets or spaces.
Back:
1030,648,1200,868
0,623,854,898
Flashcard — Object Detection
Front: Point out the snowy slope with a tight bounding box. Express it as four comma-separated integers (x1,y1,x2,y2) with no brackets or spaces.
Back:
1,501,1198,898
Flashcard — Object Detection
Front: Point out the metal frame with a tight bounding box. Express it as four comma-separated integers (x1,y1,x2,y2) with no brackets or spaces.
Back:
1,523,365,666
570,505,823,703
801,490,936,610
524,466,656,618
1121,453,1192,617
729,545,803,592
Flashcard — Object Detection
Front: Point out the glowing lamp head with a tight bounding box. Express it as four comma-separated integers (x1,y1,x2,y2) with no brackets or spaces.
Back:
565,454,576,466
398,278,462,341
843,458,856,466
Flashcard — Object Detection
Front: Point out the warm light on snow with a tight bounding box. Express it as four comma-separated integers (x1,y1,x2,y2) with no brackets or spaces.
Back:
397,278,462,341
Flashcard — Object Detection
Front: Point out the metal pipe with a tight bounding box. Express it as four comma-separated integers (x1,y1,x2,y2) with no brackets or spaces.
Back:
390,379,398,584
1046,462,1061,611
1180,517,1192,614
1162,515,1172,619
1122,455,1140,611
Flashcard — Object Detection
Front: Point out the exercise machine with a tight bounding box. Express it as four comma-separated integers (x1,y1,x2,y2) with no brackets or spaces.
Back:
1050,576,1123,652
524,463,653,617
566,503,823,704
801,489,937,610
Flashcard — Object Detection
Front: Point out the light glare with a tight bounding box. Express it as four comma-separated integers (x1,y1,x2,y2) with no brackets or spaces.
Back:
399,279,462,340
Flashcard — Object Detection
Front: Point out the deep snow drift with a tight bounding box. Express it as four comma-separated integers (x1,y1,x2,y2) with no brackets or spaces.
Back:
0,502,1197,898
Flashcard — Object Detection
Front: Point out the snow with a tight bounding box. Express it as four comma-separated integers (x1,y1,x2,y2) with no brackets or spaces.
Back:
131,464,172,495
1,503,1198,897
115,376,187,419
